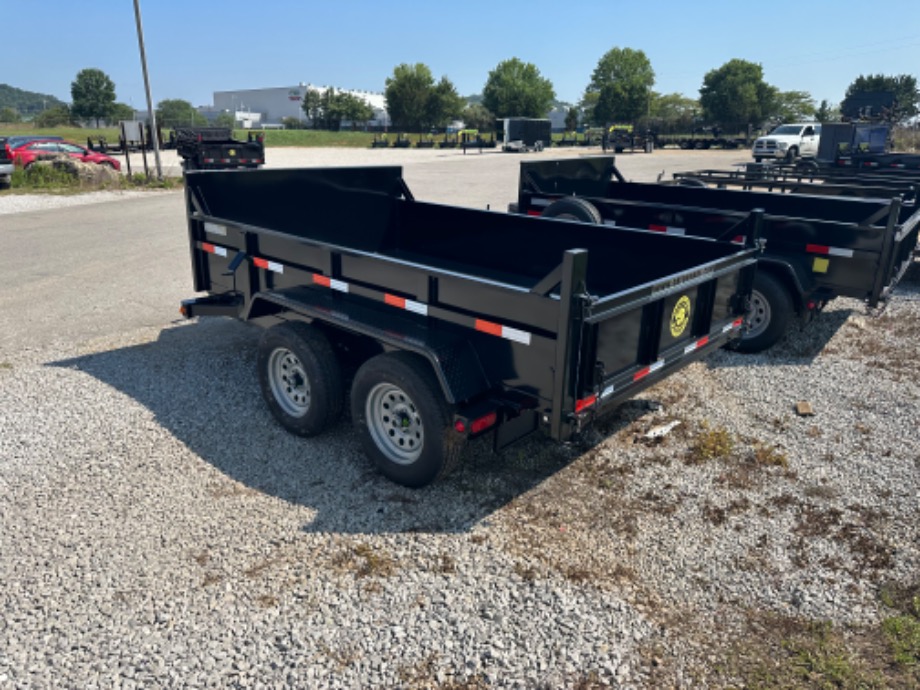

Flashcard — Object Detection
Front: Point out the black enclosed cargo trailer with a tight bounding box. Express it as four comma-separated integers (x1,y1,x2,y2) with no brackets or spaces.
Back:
181,166,758,487
514,157,920,352
498,118,552,152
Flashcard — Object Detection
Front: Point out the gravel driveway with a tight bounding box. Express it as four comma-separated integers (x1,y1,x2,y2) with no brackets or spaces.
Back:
0,148,918,688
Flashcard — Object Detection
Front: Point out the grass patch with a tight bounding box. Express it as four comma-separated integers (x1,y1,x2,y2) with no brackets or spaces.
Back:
332,542,398,578
688,421,734,463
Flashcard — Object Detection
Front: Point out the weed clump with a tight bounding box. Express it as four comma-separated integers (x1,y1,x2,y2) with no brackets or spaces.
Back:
688,421,734,463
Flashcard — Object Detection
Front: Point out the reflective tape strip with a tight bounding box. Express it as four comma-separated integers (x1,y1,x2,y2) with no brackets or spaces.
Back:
384,293,429,316
684,335,710,355
722,317,744,333
253,257,283,274
203,222,227,236
530,198,551,207
649,224,685,235
633,359,665,382
201,242,227,257
312,274,349,292
806,244,853,258
474,319,532,345
601,384,615,399
526,210,542,217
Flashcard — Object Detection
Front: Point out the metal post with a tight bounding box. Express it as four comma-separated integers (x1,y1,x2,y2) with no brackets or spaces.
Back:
133,0,162,180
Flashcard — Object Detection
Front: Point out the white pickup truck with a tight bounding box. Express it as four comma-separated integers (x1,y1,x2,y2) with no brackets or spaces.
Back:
752,123,821,162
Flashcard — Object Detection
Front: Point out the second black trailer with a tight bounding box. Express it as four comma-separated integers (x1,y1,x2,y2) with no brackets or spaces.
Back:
514,156,920,352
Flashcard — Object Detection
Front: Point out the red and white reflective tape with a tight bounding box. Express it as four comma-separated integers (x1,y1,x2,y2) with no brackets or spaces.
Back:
722,317,744,334
384,293,429,316
312,274,348,292
600,383,615,399
649,224,686,236
633,359,664,382
201,242,228,257
254,257,284,274
683,335,710,355
806,244,854,258
474,319,532,345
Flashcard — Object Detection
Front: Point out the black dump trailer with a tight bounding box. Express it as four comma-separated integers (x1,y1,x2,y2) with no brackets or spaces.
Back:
181,166,758,487
175,127,265,171
498,118,552,152
514,157,920,352
671,165,919,201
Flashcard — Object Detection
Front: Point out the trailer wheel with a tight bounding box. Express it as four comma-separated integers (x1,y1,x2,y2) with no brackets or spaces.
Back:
257,322,343,436
541,197,602,224
735,272,793,353
677,177,707,188
351,352,462,488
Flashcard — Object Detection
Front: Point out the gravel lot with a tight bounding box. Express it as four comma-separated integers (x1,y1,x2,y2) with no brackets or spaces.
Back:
0,148,918,688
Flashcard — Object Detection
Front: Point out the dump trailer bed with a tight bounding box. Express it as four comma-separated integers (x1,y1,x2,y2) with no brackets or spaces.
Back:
176,127,265,171
181,166,758,486
514,156,920,352
671,167,918,201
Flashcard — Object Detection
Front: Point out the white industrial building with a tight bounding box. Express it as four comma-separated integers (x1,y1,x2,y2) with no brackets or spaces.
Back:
208,83,388,128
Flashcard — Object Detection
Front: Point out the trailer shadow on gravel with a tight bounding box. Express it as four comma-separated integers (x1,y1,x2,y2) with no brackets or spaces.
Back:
50,317,651,536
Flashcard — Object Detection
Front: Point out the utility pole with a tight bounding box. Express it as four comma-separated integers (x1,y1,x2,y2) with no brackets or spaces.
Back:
133,0,162,179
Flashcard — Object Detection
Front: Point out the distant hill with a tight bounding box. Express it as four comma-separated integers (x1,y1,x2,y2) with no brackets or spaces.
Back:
0,84,67,117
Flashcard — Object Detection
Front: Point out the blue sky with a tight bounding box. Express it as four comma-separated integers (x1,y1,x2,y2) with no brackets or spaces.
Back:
6,0,920,110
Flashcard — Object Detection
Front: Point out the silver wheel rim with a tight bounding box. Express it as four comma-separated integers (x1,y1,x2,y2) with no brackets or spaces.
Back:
745,288,771,339
365,382,423,465
268,347,311,417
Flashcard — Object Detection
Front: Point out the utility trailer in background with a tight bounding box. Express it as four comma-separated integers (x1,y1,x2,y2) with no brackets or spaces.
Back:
180,166,758,487
498,118,552,152
175,127,265,171
513,156,919,353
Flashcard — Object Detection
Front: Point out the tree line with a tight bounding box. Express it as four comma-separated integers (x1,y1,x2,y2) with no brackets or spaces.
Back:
2,54,918,134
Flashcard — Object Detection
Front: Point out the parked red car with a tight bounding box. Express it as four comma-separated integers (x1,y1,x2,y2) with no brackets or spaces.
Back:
12,139,121,171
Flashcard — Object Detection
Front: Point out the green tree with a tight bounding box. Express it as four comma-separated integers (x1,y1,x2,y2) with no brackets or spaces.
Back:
338,91,375,130
301,89,323,128
699,59,777,130
650,93,700,132
156,99,207,128
584,47,655,125
34,106,74,128
214,112,236,128
70,68,116,128
460,103,492,131
564,106,579,132
482,58,555,119
110,102,136,122
0,106,21,123
385,63,436,131
814,99,838,123
461,103,494,132
426,77,465,130
840,74,919,123
773,90,816,122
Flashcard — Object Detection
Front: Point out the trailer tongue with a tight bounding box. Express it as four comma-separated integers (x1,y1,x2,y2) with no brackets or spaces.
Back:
181,165,758,486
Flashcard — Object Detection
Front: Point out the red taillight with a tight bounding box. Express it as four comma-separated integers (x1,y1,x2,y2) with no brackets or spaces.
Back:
470,412,498,435
454,420,466,433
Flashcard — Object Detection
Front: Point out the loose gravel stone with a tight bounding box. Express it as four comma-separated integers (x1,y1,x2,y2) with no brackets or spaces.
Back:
1,149,918,687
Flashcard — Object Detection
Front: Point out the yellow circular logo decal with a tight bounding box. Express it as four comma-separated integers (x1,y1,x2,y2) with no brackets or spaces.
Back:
670,295,691,338
228,148,237,156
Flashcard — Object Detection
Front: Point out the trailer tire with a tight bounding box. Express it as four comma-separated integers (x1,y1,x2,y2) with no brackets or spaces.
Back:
351,352,462,488
784,146,799,163
257,321,343,437
734,272,793,353
677,177,707,188
541,197,602,224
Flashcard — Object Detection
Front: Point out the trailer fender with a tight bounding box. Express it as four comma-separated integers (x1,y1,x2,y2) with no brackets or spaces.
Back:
244,291,493,406
756,258,811,312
